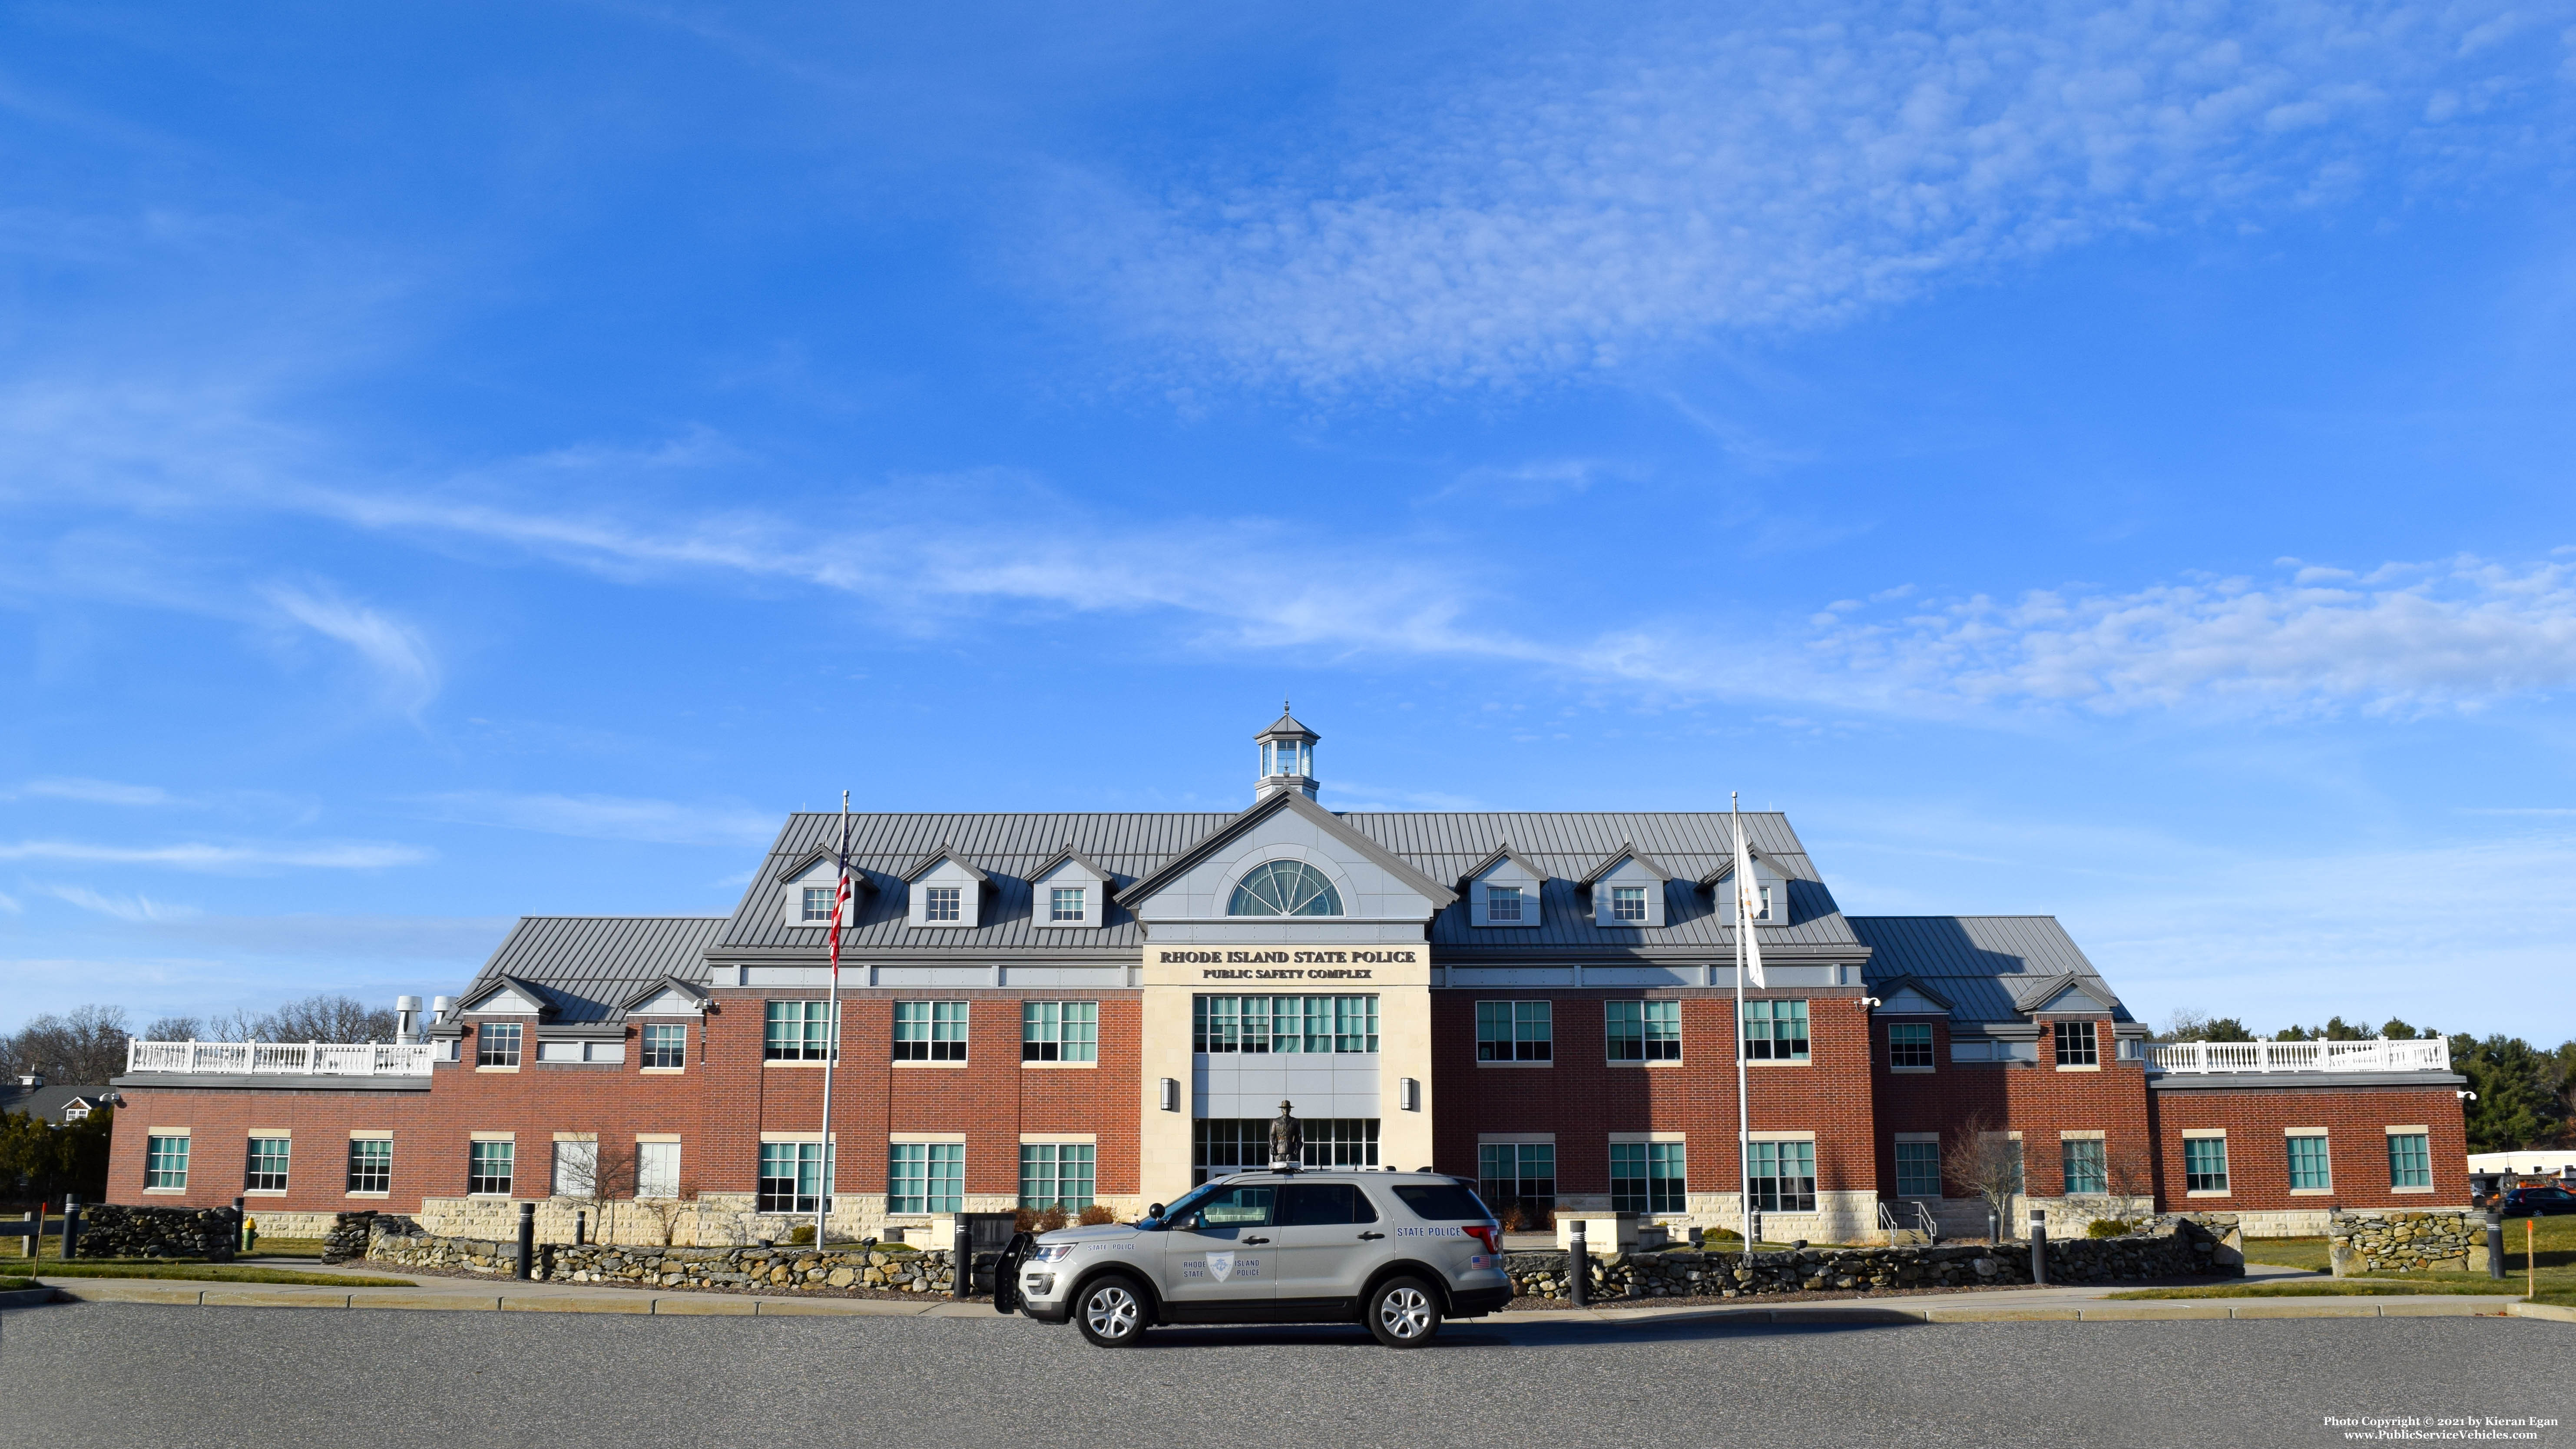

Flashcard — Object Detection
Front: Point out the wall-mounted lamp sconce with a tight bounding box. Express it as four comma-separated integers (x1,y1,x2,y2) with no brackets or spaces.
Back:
1159,1077,1181,1112
1400,1077,1421,1112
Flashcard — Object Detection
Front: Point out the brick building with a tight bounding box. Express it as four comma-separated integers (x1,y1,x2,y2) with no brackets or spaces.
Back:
106,712,2470,1243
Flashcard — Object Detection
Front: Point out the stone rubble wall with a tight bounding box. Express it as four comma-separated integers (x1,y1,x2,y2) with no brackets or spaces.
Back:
73,1203,240,1261
2328,1210,2488,1276
1504,1218,2238,1302
364,1215,965,1294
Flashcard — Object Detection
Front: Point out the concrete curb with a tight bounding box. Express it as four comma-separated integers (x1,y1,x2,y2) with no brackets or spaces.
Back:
0,1285,60,1309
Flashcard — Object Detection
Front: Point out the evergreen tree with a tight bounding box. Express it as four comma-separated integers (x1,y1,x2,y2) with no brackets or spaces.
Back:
2449,1035,2568,1152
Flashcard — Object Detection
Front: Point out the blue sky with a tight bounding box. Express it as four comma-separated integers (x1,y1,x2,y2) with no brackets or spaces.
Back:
5,1,2576,1040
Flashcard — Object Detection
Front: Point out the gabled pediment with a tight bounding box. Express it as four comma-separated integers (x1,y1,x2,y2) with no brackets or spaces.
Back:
1029,845,1113,886
1576,843,1670,889
901,846,992,885
2015,974,2119,1016
620,975,711,1016
1116,789,1459,913
779,846,876,889
459,974,555,1018
1457,843,1544,893
1871,975,1954,1016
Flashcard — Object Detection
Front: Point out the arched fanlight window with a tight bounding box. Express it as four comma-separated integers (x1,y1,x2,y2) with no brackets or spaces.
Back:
1226,860,1344,917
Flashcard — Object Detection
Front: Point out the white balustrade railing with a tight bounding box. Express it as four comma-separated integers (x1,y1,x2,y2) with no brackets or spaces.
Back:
2148,1037,2450,1074
124,1039,437,1077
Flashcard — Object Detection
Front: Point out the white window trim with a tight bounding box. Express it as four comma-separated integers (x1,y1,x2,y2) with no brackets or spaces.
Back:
2182,1128,2228,1139
2384,1125,2430,1135
147,1127,192,1137
636,1132,682,1144
890,1131,967,1144
2059,1129,2106,1141
2283,1127,2329,1137
348,1129,394,1141
1747,1131,1815,1143
1477,1131,1556,1144
1893,1131,1940,1144
469,1131,516,1142
1608,1131,1687,1144
1019,1132,1097,1145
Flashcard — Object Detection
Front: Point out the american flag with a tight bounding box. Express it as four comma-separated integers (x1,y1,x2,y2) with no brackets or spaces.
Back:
828,815,852,982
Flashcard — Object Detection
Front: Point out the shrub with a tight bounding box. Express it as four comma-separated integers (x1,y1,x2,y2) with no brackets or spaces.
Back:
2087,1219,2138,1239
1013,1209,1036,1232
1078,1204,1116,1226
1703,1226,1744,1245
786,1224,816,1245
1036,1205,1070,1233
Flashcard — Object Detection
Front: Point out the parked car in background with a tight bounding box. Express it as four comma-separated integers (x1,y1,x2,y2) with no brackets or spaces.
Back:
2498,1185,2576,1219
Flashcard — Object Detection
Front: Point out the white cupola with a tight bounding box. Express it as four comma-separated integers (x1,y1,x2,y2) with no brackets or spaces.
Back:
1254,703,1320,801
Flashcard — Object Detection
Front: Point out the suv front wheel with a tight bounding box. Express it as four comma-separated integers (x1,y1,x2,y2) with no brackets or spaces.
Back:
1366,1276,1443,1348
1076,1274,1150,1348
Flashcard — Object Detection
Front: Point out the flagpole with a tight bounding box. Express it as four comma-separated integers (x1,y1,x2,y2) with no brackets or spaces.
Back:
817,790,848,1249
1733,791,1752,1257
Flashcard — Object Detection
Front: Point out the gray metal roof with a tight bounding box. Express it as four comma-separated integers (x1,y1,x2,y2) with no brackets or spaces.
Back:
459,916,731,1024
714,809,1861,959
0,1082,115,1125
1848,916,2132,1026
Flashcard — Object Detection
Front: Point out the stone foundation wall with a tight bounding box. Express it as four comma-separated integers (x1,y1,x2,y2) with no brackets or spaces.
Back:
364,1216,963,1294
1503,1219,2236,1301
2329,1210,2487,1276
73,1203,240,1261
241,1210,345,1240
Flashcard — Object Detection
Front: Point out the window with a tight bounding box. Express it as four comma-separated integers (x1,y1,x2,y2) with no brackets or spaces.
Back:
1192,1118,1378,1184
800,885,837,922
1022,1001,1099,1063
468,1141,514,1197
1743,1000,1810,1061
1748,1141,1817,1213
2053,1021,2099,1067
1049,886,1086,922
2387,1132,2432,1189
476,1022,523,1068
758,1142,824,1214
245,1137,291,1193
924,885,962,922
347,1139,392,1195
1610,1141,1687,1215
1226,860,1343,916
894,1001,969,1062
1474,1000,1553,1063
1393,1183,1493,1222
2287,1135,2332,1191
1277,1181,1378,1226
764,1000,832,1061
144,1134,189,1190
887,1143,964,1214
1192,995,1376,1054
553,1139,599,1197
1889,1022,1934,1069
1894,1140,1941,1197
1609,885,1648,922
1185,1183,1276,1227
640,1023,687,1070
1477,1143,1556,1221
636,1141,681,1199
2184,1137,2229,1193
1487,885,1524,922
2062,1139,2107,1196
1606,1001,1681,1062
1020,1143,1097,1210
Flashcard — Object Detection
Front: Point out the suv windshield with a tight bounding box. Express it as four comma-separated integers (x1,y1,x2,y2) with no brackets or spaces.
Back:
1394,1184,1493,1222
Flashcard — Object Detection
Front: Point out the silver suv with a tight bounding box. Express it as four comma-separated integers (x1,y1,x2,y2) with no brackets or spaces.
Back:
1007,1169,1510,1347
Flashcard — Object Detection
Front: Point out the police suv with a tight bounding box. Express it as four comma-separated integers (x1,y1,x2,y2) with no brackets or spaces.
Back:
1002,1168,1511,1347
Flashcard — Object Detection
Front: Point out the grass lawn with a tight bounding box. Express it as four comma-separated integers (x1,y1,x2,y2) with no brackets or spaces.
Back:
2112,1280,2524,1300
0,1275,34,1292
24,1260,416,1287
2194,1216,2576,1307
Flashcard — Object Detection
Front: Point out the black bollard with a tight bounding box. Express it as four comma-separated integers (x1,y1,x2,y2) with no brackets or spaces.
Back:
517,1200,536,1280
575,1210,586,1247
953,1220,973,1300
2487,1211,2508,1280
2030,1208,2048,1287
61,1194,82,1260
1567,1219,1588,1309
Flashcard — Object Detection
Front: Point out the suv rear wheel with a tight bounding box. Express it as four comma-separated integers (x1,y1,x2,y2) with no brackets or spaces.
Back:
1076,1274,1149,1348
1367,1276,1442,1348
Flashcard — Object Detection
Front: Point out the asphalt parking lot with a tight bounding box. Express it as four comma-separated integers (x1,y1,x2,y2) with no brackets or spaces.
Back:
4,1303,2569,1449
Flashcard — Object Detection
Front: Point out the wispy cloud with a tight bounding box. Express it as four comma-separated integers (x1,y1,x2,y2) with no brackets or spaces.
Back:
0,839,429,870
32,882,201,922
262,581,440,716
1053,2,2574,392
409,791,781,848
11,777,175,806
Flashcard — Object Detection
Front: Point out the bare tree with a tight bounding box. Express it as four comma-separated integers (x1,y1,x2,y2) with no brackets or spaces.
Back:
1941,1113,2025,1240
1,1006,132,1084
553,1131,639,1244
260,995,399,1044
634,1177,702,1247
2066,1140,2157,1232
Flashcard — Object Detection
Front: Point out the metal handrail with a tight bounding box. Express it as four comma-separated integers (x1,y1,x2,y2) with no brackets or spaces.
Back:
124,1040,437,1077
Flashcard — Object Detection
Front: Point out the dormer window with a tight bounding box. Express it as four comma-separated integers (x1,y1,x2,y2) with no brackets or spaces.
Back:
1610,886,1648,922
800,886,837,923
925,886,962,922
1487,886,1524,922
1050,886,1086,922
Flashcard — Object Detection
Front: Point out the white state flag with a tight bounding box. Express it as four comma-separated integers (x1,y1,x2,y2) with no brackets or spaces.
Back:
1733,815,1767,988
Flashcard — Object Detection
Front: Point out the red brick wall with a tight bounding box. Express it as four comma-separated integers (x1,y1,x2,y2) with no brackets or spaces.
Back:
1869,1014,2157,1200
1428,989,1877,1198
2149,1083,2470,1210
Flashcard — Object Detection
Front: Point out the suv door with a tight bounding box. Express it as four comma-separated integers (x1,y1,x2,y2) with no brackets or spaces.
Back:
1162,1182,1277,1313
1268,1181,1389,1309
